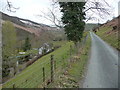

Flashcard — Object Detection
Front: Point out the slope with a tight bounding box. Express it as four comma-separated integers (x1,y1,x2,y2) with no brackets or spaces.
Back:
95,15,120,50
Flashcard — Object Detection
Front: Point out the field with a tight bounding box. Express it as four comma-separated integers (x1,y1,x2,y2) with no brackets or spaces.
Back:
2,41,74,88
52,41,67,47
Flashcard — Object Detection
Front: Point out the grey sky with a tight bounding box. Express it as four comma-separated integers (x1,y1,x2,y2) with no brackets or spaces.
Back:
0,0,119,26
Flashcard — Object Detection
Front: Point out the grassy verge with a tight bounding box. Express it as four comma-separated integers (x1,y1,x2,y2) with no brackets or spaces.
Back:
96,26,119,50
47,32,91,88
2,41,74,88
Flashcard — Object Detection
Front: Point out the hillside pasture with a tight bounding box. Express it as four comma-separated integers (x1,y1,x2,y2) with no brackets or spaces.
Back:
3,41,74,88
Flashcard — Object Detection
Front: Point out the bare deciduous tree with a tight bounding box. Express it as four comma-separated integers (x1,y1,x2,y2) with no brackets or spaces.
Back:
38,0,63,28
84,0,113,22
4,0,19,12
38,0,113,28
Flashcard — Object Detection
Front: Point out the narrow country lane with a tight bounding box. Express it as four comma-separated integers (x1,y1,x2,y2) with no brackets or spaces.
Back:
83,32,119,88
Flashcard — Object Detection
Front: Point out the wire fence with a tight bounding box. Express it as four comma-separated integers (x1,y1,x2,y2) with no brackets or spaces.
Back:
2,35,88,88
3,59,50,87
2,42,75,88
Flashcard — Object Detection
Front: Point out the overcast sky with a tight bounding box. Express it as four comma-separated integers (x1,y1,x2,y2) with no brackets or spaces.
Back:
0,0,120,26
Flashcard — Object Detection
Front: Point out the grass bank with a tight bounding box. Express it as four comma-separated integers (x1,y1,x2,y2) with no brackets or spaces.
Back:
47,32,91,88
96,26,119,50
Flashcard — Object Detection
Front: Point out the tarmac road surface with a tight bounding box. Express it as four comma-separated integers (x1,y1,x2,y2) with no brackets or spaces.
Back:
83,32,119,88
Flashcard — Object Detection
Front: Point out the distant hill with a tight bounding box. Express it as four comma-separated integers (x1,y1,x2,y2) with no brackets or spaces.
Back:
1,12,52,27
1,12,57,35
1,12,65,48
85,23,99,31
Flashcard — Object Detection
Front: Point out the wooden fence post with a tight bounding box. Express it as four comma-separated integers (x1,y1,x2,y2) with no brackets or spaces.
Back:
42,67,45,82
50,55,54,82
54,60,56,70
13,83,15,89
70,45,72,56
42,67,45,88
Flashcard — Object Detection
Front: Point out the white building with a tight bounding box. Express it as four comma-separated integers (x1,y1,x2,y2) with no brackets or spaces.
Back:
38,43,51,55
39,47,44,55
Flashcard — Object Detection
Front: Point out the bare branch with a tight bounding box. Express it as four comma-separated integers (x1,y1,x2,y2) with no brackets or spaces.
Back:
37,0,112,27
37,0,63,28
84,0,112,22
6,0,19,12
85,13,96,22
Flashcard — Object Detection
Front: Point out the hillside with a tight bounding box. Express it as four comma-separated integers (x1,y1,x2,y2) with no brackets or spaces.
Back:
1,12,66,48
1,11,67,83
95,15,120,50
1,12,58,36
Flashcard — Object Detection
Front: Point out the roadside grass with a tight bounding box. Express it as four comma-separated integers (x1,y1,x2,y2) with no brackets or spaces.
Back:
96,26,119,50
47,32,91,88
68,33,91,87
2,41,74,88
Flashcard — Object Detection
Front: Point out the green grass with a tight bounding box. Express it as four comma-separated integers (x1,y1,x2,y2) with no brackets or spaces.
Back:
52,41,67,47
3,41,74,88
46,32,91,88
96,26,119,50
68,33,91,86
17,49,38,56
